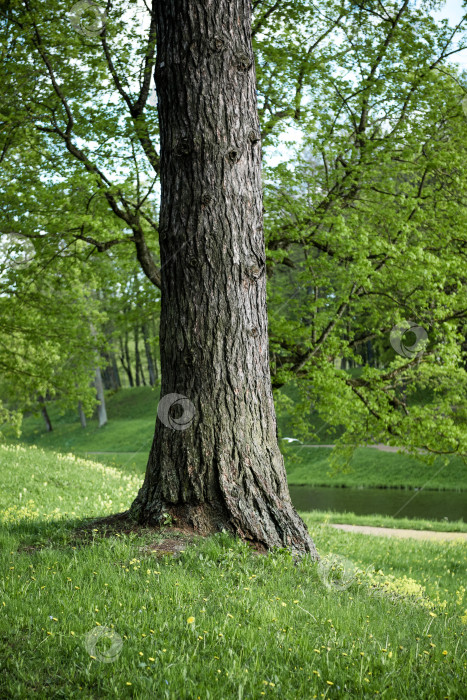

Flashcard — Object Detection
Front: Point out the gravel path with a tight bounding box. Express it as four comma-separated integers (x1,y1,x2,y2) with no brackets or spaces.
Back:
329,523,467,541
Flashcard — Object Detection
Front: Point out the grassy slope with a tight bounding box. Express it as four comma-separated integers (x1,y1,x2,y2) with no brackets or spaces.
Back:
284,445,467,491
3,387,466,492
0,445,466,699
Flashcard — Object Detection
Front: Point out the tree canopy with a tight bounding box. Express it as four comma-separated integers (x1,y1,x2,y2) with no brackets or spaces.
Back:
1,0,466,457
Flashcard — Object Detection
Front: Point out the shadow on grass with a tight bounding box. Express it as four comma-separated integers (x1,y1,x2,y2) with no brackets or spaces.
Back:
2,510,206,558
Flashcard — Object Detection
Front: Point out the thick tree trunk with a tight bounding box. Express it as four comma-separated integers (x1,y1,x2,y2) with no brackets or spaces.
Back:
38,395,52,432
142,323,156,386
131,0,317,556
94,367,107,427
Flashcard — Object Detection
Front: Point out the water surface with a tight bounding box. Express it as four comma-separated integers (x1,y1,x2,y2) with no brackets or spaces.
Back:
288,485,467,521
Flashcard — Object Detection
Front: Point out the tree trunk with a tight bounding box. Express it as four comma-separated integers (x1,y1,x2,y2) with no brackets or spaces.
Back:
134,325,146,386
38,395,52,432
131,0,317,556
94,367,107,427
119,333,134,387
111,350,121,388
78,401,86,428
102,349,121,390
142,323,156,386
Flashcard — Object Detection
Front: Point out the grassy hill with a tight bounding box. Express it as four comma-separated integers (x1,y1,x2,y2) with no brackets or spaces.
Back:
3,387,466,492
0,444,466,698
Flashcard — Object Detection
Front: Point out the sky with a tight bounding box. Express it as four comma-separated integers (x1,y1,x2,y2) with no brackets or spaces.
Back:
432,0,467,67
266,0,467,166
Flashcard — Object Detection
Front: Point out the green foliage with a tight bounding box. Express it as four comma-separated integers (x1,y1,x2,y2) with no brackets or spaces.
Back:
0,239,106,429
261,0,467,454
0,0,466,455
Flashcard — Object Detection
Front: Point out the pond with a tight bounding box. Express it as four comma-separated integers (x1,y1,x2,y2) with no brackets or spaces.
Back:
288,484,467,522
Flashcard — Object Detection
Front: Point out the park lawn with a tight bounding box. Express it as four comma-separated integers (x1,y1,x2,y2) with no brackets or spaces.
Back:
3,387,467,491
284,445,467,491
0,445,466,699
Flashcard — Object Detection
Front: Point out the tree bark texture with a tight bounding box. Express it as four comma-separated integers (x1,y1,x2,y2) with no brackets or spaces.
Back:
131,0,317,556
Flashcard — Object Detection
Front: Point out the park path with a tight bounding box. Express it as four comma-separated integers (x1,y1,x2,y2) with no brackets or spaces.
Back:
300,443,420,452
328,523,467,541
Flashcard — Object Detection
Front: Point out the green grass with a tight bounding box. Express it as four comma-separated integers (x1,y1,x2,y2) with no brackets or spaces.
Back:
1,445,466,698
3,387,466,491
284,445,467,491
302,510,467,533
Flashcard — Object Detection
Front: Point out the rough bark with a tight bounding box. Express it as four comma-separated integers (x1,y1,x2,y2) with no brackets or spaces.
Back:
131,0,317,556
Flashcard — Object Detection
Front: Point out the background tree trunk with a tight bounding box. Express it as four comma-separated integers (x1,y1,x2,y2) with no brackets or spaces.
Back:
134,325,146,386
94,367,107,427
38,395,52,432
119,333,134,387
111,350,121,388
78,401,86,428
102,349,121,390
131,0,317,556
142,323,156,387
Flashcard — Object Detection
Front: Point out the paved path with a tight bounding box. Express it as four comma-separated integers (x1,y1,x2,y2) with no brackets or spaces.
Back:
329,523,467,541
300,443,421,453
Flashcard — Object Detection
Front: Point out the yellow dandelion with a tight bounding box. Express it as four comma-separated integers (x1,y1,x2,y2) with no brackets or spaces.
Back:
326,681,334,686
187,616,195,624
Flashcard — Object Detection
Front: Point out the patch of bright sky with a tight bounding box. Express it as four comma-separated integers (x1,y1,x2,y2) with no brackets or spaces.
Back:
265,0,467,168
